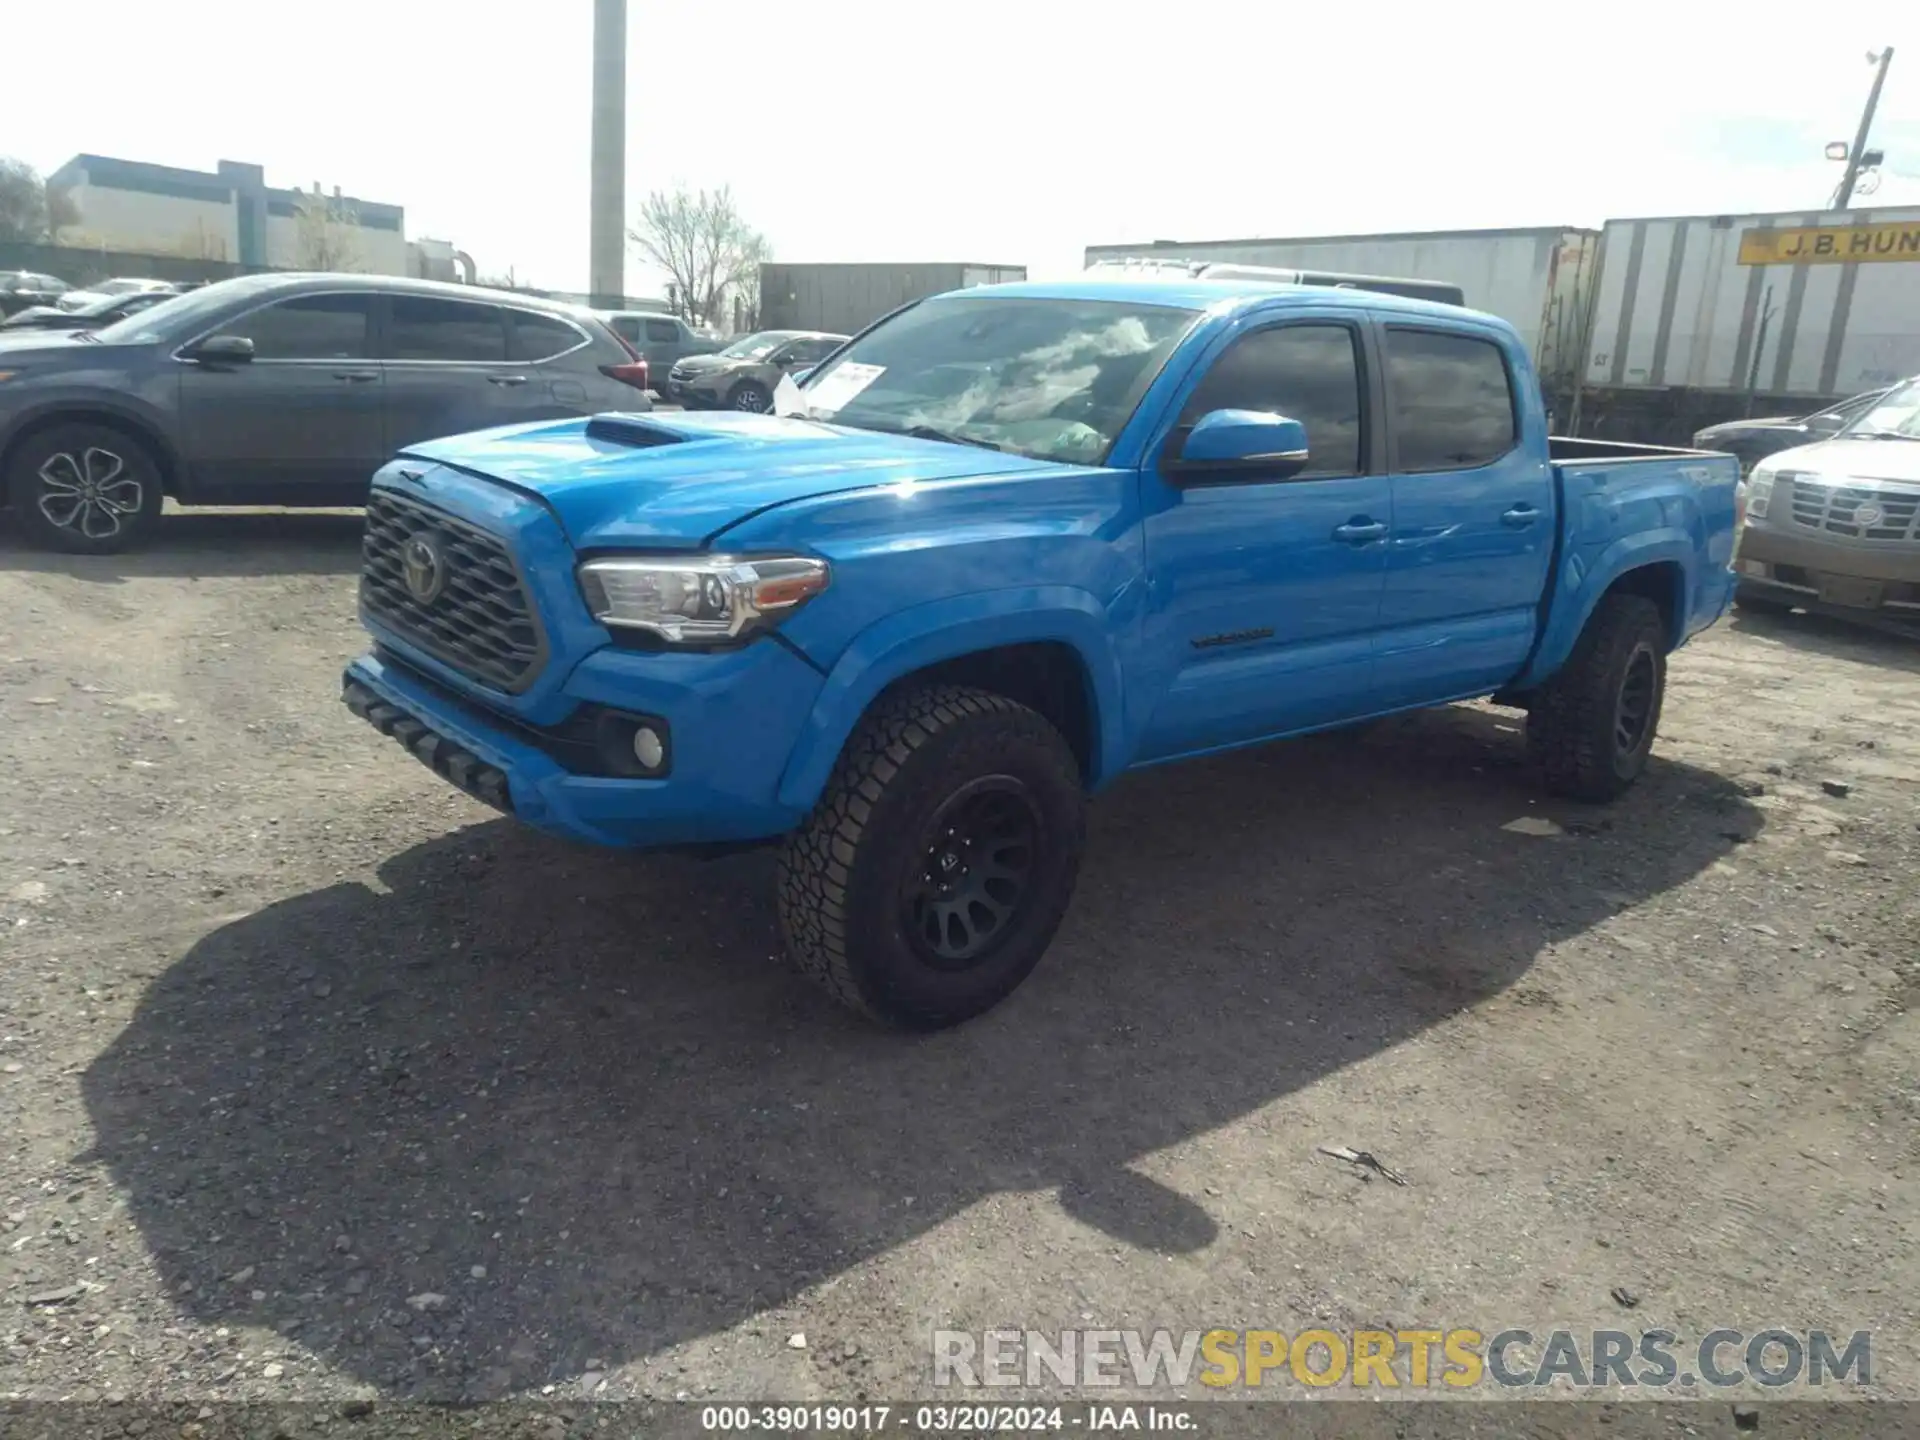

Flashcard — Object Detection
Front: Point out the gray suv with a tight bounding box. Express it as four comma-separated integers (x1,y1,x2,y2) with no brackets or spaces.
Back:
0,273,651,554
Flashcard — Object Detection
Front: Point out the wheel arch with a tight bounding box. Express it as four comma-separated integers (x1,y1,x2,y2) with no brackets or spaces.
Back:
776,590,1127,811
0,403,185,500
1515,534,1695,691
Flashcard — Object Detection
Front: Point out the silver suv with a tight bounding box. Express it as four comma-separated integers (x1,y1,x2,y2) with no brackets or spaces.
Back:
1734,374,1920,627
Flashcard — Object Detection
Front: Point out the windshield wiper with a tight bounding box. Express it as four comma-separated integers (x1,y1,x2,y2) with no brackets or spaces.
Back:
1849,427,1919,441
69,329,101,342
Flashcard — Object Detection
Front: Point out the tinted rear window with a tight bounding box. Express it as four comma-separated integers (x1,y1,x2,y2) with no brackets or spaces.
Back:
509,310,586,362
1383,328,1517,471
388,296,508,362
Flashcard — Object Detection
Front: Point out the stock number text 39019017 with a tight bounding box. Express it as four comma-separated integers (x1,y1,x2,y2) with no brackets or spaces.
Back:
701,1405,1074,1432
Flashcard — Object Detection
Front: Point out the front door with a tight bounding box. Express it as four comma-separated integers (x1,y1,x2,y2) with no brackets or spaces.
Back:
1373,323,1554,708
175,291,384,503
1136,316,1390,762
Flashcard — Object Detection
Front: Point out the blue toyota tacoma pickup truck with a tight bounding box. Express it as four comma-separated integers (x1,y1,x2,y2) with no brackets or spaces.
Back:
342,273,1738,1028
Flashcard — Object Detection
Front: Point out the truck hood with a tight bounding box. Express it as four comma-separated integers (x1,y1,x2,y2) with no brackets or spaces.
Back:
399,410,1076,548
1764,437,1920,485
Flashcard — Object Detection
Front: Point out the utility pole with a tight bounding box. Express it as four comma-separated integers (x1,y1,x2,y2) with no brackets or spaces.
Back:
1834,47,1894,211
589,0,627,308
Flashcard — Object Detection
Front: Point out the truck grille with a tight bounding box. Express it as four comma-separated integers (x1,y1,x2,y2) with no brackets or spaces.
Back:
360,491,544,693
1789,477,1920,543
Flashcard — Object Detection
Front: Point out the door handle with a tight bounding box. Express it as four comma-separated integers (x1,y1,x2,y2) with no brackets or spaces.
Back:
1501,504,1540,528
332,370,378,383
1332,518,1388,545
488,374,531,387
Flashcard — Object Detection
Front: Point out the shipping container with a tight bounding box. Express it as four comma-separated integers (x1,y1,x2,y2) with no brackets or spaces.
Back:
759,262,1028,335
1083,227,1600,388
1577,206,1920,403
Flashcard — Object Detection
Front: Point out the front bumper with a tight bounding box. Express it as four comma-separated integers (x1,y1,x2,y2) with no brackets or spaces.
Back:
1734,521,1920,617
342,642,824,849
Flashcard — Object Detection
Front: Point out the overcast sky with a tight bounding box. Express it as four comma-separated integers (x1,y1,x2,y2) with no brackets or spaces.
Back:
4,0,1917,295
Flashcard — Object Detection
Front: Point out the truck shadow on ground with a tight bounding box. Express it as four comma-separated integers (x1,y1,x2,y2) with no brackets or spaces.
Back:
82,705,1759,1397
0,510,363,582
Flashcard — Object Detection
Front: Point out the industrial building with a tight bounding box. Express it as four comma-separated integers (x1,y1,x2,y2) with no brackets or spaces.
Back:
46,154,411,276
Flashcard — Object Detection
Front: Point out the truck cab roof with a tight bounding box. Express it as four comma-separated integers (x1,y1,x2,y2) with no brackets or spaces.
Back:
955,275,1504,334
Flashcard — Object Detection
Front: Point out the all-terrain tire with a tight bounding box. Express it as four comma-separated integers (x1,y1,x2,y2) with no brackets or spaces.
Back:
6,422,163,555
776,684,1086,1029
1526,593,1667,802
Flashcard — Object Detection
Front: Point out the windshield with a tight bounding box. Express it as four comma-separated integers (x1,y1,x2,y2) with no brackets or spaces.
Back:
720,332,787,360
1839,378,1920,440
796,295,1198,465
92,277,276,345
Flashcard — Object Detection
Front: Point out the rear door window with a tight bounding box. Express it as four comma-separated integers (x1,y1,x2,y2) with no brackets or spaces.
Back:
508,310,586,362
1383,328,1517,471
220,292,373,359
387,296,509,362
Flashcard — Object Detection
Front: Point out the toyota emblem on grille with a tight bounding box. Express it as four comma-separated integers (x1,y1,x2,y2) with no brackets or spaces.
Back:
402,534,449,604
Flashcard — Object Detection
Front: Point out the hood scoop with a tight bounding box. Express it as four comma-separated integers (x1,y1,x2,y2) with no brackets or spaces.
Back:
585,414,688,449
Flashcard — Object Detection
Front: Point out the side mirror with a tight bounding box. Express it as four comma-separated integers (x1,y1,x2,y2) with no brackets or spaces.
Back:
1170,409,1309,479
790,366,816,386
185,334,255,364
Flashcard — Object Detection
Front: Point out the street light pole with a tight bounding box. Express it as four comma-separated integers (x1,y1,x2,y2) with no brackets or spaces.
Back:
1834,47,1894,212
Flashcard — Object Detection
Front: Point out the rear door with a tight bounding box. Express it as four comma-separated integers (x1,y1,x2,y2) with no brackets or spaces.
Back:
378,294,522,453
1136,312,1391,760
175,290,384,502
1374,323,1553,707
504,308,605,418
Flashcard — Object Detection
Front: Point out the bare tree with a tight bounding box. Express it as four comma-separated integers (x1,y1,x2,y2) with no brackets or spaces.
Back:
628,185,769,327
46,186,80,243
292,189,362,271
0,157,54,241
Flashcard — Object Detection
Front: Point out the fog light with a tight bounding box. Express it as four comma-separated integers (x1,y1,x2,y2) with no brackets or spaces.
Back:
1739,559,1767,578
632,726,666,770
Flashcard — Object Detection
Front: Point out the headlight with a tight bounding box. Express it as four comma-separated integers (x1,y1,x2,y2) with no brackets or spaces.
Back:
1744,468,1775,520
578,553,829,644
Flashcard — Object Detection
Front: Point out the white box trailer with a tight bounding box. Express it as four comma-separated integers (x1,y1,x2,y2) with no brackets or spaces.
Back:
1579,207,1920,402
1084,226,1600,389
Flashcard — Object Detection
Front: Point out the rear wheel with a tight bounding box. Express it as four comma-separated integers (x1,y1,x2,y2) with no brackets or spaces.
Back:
1526,594,1667,802
776,684,1086,1029
729,380,772,413
5,422,163,554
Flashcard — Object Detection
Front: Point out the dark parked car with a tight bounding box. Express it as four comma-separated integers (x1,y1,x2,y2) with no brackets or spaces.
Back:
1,272,70,317
1693,388,1890,474
597,310,721,380
1,290,176,332
666,330,847,411
0,273,651,554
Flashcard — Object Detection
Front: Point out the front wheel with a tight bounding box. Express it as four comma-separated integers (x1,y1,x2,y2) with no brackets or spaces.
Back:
729,380,772,413
6,423,163,554
1526,594,1667,802
776,685,1087,1029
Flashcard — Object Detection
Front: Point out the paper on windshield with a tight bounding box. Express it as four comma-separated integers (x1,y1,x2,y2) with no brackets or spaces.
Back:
772,372,806,417
800,362,885,418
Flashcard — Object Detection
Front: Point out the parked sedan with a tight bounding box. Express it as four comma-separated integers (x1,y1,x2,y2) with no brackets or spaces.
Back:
1,289,177,332
0,271,71,317
54,277,176,312
0,273,651,554
666,330,847,411
1694,388,1890,474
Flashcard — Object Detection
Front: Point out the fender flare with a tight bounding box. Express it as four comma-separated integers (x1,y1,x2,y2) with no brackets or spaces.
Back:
1517,529,1693,689
776,586,1128,810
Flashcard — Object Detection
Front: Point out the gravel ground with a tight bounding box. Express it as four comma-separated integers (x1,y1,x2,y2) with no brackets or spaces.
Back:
1,509,1917,1410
